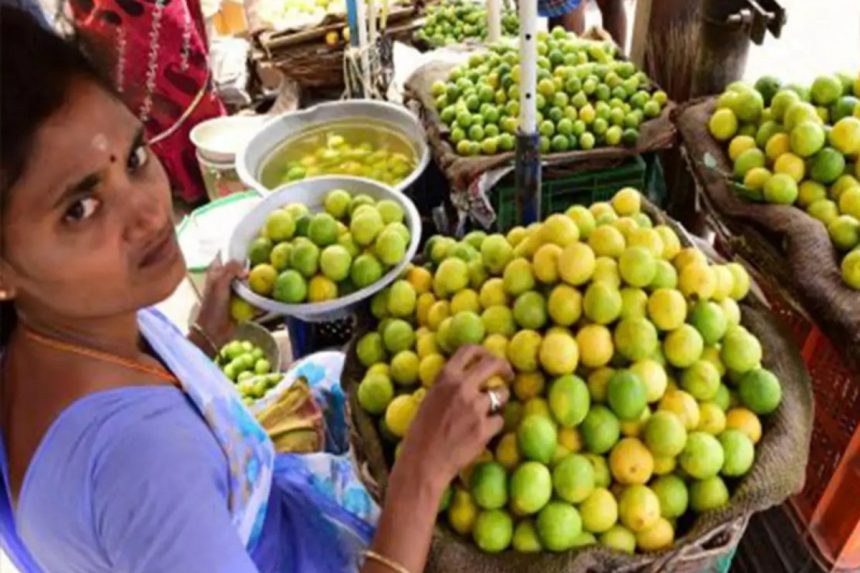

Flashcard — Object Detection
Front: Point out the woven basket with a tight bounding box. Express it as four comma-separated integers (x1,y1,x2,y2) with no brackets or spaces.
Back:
256,6,423,90
342,200,814,572
672,98,860,372
404,29,678,193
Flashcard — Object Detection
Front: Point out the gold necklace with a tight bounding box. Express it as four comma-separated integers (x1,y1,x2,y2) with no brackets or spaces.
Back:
22,326,181,388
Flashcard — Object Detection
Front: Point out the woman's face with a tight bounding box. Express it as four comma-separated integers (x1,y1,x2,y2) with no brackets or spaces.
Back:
0,79,186,326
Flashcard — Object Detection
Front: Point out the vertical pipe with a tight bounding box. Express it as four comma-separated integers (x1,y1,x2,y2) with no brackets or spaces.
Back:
487,0,502,43
346,0,360,48
368,0,378,45
691,0,751,97
355,0,371,97
515,0,540,226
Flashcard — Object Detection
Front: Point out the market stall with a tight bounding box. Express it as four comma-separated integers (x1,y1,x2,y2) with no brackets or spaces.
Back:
172,1,842,570
673,76,860,570
337,191,812,571
404,28,677,230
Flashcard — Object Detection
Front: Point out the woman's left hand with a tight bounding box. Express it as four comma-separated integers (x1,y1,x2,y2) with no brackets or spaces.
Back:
192,258,245,355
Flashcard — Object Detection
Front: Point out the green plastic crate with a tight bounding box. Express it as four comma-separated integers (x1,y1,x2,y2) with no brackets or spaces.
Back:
491,155,650,230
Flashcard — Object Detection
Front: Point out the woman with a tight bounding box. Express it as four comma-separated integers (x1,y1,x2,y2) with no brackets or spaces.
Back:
0,8,512,573
67,0,226,203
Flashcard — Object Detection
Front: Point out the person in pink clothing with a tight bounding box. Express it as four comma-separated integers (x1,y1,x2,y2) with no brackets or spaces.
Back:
68,0,225,203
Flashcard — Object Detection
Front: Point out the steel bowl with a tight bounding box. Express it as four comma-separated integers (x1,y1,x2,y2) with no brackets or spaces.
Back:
231,321,282,373
227,176,422,322
235,100,430,195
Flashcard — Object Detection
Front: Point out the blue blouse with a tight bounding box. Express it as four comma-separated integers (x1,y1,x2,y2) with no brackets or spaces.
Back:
1,386,286,573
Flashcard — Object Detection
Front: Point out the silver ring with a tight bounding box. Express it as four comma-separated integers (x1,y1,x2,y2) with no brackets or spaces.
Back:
488,389,502,415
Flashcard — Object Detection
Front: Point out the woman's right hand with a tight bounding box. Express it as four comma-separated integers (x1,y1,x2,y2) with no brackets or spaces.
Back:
363,346,513,573
394,345,514,490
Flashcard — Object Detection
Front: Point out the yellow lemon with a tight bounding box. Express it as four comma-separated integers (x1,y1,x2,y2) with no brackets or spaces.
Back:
416,292,436,326
764,132,790,162
419,353,446,387
725,408,762,444
558,242,597,286
407,265,433,294
558,427,583,452
610,438,654,485
728,135,757,161
576,324,614,368
427,300,450,331
774,152,805,182
533,243,563,284
495,433,521,470
483,333,510,359
308,275,338,302
612,187,642,216
659,389,701,430
679,263,717,300
673,247,708,273
479,277,509,308
514,371,547,401
654,226,681,260
539,331,579,376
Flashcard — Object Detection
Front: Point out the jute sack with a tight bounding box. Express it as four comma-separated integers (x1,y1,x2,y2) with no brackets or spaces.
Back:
404,40,677,192
343,201,813,572
673,98,860,371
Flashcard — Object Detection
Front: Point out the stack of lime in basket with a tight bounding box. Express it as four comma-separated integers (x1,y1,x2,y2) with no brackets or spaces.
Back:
708,72,860,290
416,0,519,48
433,27,668,157
217,339,284,404
355,189,782,555
245,189,412,304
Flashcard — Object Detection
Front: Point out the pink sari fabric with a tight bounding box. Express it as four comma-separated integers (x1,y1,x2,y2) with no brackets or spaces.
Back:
69,0,225,202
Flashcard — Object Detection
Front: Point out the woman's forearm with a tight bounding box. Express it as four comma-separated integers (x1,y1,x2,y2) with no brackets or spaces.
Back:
361,458,447,573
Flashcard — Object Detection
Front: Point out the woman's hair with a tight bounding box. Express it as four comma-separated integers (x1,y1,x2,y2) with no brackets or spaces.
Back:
0,7,109,345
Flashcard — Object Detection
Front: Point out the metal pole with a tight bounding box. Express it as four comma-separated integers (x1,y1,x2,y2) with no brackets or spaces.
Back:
487,0,502,43
691,0,752,97
515,0,540,226
345,0,371,98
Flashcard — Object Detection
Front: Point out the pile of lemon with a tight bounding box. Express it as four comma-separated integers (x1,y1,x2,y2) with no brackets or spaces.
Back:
708,72,860,290
354,189,783,555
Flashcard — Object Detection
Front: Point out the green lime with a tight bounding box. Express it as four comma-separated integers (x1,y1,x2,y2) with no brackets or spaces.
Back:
553,454,595,503
689,476,730,512
382,319,415,354
581,405,621,454
473,509,513,553
719,429,755,477
357,373,393,414
651,474,689,518
600,525,636,554
248,237,274,267
579,487,618,533
264,210,296,242
272,270,307,303
536,501,582,551
643,411,687,457
738,368,782,414
512,519,542,553
471,462,508,510
607,370,647,421
510,461,553,515
548,375,590,427
356,331,387,366
680,432,725,479
518,415,558,464
681,360,721,401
